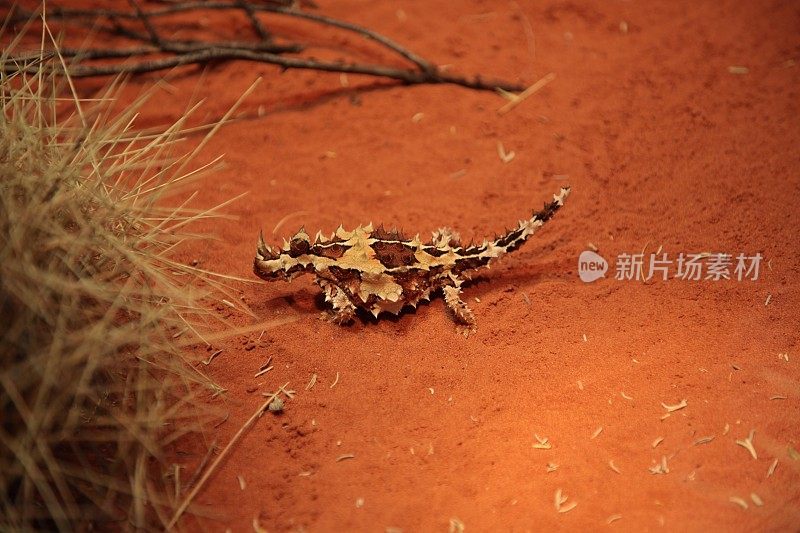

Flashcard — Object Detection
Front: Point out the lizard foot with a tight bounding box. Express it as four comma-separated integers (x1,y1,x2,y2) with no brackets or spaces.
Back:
443,284,477,336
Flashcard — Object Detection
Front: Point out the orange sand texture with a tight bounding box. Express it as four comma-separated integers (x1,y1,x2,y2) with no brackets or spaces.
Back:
65,0,800,530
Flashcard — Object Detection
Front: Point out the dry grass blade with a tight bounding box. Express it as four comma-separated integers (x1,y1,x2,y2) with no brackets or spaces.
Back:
497,72,556,115
0,25,254,531
167,386,286,529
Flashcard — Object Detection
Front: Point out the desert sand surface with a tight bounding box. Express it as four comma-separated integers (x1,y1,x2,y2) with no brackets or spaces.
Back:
30,0,800,530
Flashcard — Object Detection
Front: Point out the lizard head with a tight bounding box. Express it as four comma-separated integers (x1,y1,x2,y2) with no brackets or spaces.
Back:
253,229,313,282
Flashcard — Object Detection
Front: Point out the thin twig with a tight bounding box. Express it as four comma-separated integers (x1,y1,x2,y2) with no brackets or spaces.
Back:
236,0,270,41
267,5,434,72
45,40,302,59
129,0,161,46
5,47,521,91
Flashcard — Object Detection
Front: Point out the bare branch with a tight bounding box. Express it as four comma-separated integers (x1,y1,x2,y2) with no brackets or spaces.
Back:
39,2,441,72
5,3,525,93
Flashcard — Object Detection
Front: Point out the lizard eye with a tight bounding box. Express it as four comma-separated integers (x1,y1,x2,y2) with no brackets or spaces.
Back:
289,237,310,256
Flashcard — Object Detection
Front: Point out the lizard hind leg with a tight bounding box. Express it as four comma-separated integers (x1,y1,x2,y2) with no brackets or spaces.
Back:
442,283,477,336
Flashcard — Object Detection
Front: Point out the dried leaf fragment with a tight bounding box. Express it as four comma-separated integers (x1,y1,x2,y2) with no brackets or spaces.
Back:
533,434,552,449
789,446,800,461
649,456,669,475
306,373,317,390
729,496,749,509
661,399,688,412
767,458,778,477
735,430,757,460
449,518,465,533
496,141,516,163
559,502,578,514
554,488,577,513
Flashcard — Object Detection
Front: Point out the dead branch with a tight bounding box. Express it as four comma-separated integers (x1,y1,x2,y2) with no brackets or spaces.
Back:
4,2,525,93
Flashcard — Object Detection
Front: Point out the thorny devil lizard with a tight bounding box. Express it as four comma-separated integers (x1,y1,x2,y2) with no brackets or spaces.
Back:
254,187,570,334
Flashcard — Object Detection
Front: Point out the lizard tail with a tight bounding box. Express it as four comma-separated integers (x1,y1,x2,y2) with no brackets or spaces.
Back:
453,186,570,274
493,186,570,254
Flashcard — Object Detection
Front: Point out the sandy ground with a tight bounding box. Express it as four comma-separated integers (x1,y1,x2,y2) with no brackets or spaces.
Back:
34,0,800,530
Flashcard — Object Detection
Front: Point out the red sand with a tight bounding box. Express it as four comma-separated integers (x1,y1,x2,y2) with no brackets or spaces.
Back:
58,0,800,530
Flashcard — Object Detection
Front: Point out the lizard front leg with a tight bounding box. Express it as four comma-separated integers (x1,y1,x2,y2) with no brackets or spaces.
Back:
442,278,477,336
320,281,356,325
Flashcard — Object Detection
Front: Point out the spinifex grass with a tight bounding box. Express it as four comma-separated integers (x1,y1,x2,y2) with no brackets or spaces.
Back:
0,36,253,530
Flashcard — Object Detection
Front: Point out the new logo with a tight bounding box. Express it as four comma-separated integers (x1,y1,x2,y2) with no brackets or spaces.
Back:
578,250,608,283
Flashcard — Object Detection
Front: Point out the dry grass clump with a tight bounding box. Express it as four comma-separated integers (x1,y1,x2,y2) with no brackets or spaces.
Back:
0,38,246,530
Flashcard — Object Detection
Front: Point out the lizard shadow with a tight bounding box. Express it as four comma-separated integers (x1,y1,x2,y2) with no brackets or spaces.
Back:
314,275,504,327
312,291,433,327
287,255,570,328
306,262,566,326
229,81,405,124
